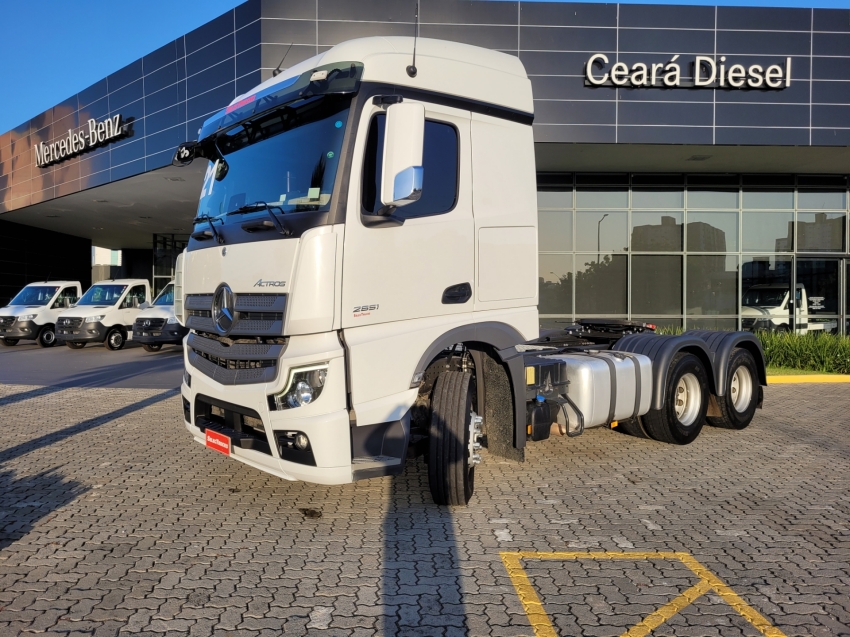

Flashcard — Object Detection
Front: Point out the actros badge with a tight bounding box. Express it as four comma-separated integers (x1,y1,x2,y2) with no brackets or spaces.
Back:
255,279,286,287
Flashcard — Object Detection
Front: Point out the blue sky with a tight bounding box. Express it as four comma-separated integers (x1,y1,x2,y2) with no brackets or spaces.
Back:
1,0,848,134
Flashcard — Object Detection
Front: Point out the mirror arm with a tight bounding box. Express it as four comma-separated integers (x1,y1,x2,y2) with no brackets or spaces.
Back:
376,204,397,217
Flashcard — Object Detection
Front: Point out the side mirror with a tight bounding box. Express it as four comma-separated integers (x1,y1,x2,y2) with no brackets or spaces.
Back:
132,297,140,308
380,102,425,209
64,298,70,308
139,301,150,310
172,141,199,166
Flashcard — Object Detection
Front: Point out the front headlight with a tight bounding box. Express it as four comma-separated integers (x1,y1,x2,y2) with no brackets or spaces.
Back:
271,363,328,410
167,316,179,324
84,315,104,323
17,314,37,321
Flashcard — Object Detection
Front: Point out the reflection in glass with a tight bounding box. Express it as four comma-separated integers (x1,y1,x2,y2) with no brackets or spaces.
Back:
631,189,684,209
743,190,793,209
741,256,792,332
687,255,738,315
796,259,839,315
631,211,683,252
797,191,846,210
632,256,682,315
687,189,738,209
575,254,627,315
796,212,845,252
575,188,628,209
742,211,793,252
537,191,573,210
687,211,736,252
538,254,573,315
687,317,737,331
538,209,572,252
576,211,627,253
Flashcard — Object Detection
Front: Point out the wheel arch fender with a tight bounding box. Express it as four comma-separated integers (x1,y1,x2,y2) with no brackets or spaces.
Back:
687,330,767,393
613,333,717,411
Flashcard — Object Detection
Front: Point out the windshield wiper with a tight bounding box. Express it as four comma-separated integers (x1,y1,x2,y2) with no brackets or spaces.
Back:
227,202,291,236
191,213,225,244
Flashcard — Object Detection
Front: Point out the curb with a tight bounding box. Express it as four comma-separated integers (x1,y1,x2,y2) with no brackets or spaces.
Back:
767,375,850,384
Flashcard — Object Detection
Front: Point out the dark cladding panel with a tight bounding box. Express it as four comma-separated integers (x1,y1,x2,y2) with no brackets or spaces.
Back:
530,76,613,101
110,158,145,182
618,126,714,144
144,85,180,117
187,82,234,121
520,26,617,52
319,0,415,22
521,2,616,27
619,4,714,29
532,124,616,143
534,100,616,125
145,104,181,135
813,8,850,33
714,81,811,106
812,80,850,104
715,103,809,128
717,6,811,32
419,24,518,51
108,60,143,93
812,105,850,129
812,129,850,146
521,50,609,76
618,86,713,103
236,19,261,53
188,59,236,99
110,137,145,167
717,30,810,56
318,20,412,46
619,28,715,54
421,0,517,25
144,41,178,75
146,125,185,156
812,57,850,81
186,12,234,55
236,0,261,28
145,62,179,96
261,44,320,71
236,70,263,96
262,0,315,20
813,32,850,57
261,18,318,45
109,79,144,113
187,36,235,77
619,101,714,126
715,127,809,145
236,47,262,79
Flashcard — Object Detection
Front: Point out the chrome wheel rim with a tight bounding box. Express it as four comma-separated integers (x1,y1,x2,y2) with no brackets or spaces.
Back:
674,373,701,427
42,330,55,344
730,366,753,413
109,332,123,348
468,412,483,467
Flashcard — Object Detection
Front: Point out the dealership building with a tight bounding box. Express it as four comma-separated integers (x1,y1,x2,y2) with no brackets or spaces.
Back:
1,0,849,332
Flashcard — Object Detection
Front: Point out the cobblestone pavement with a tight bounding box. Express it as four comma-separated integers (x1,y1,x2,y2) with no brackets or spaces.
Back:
0,382,848,637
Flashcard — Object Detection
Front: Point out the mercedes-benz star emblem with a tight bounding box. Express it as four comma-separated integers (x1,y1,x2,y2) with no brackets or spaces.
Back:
143,319,151,328
212,284,234,334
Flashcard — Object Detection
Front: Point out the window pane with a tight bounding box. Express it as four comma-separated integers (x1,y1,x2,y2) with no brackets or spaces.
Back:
742,190,793,209
742,211,793,252
632,255,682,315
741,256,792,332
687,189,738,209
631,211,683,252
538,210,572,252
796,212,845,252
537,190,573,210
575,188,628,209
631,189,684,209
797,190,846,210
538,254,573,315
797,259,839,315
575,254,627,314
687,255,738,315
687,211,738,252
576,211,628,252
687,317,738,331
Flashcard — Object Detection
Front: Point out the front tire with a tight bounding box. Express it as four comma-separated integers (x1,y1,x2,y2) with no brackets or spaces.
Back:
428,371,476,506
0,338,19,346
642,353,709,445
708,348,758,430
37,325,56,348
142,343,162,352
105,328,125,351
66,341,86,349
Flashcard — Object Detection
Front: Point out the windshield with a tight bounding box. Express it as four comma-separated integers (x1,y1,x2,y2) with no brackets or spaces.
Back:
742,287,787,307
153,284,175,306
10,286,59,306
195,95,350,226
77,284,127,306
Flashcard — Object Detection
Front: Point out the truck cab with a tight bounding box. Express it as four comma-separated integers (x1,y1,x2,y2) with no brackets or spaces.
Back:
0,281,81,347
132,281,189,352
57,279,151,350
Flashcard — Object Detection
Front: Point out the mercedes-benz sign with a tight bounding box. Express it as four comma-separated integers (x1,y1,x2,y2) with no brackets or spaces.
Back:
212,284,235,334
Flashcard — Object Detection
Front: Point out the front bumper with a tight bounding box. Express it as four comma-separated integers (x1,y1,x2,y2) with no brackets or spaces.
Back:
0,320,38,340
56,321,107,343
133,324,189,345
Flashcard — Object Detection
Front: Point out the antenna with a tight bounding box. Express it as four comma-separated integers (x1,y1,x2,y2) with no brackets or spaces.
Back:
272,43,295,77
406,0,419,78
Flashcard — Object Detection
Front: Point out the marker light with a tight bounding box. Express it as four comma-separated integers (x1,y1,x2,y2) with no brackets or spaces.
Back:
167,316,179,324
271,363,328,410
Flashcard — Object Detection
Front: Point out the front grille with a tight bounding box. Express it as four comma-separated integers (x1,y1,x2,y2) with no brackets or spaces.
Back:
186,332,286,385
0,317,14,328
188,309,211,318
194,394,272,455
193,349,276,371
239,312,284,322
134,318,167,330
59,317,83,329
184,292,287,337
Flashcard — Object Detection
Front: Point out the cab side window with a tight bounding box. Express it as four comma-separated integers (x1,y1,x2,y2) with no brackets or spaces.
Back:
52,288,79,308
122,285,147,308
361,113,459,220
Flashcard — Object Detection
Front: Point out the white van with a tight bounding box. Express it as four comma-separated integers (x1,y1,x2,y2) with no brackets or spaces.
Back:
132,282,189,352
0,281,82,347
56,279,151,350
742,284,837,333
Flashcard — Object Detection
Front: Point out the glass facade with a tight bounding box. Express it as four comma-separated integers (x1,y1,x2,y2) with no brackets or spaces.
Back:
538,174,850,334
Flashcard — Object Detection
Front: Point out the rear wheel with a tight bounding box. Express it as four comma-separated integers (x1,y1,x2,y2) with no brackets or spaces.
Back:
708,348,758,430
428,371,480,506
65,341,86,349
0,338,18,346
37,325,56,348
105,328,125,351
142,343,162,352
642,353,709,445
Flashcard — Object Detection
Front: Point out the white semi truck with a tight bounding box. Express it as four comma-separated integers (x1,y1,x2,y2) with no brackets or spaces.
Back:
172,37,766,505
0,281,81,347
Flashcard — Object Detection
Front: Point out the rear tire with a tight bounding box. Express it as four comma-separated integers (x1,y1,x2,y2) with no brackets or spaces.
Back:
428,371,475,506
708,348,759,430
0,338,19,346
616,417,651,439
642,353,708,445
37,325,56,348
105,328,125,351
66,341,86,349
142,343,162,352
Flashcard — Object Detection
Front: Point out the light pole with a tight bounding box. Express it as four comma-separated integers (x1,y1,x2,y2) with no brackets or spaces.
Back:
597,213,609,264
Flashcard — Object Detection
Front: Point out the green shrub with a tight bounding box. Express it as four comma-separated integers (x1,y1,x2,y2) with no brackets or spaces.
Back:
756,331,850,374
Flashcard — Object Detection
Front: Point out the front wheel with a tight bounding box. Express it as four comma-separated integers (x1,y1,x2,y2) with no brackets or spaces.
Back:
0,338,19,346
642,353,709,445
105,328,125,351
66,341,86,349
428,371,480,506
37,325,56,348
708,348,759,430
142,343,162,352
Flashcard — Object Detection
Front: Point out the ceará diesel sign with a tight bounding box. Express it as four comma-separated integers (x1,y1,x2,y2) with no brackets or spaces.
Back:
585,55,792,89
34,115,126,168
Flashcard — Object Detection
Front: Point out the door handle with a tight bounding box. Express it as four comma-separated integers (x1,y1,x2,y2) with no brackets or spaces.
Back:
442,283,472,304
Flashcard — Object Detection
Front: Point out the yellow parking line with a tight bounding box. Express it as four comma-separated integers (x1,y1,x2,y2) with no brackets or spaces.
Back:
500,551,788,637
767,375,850,383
